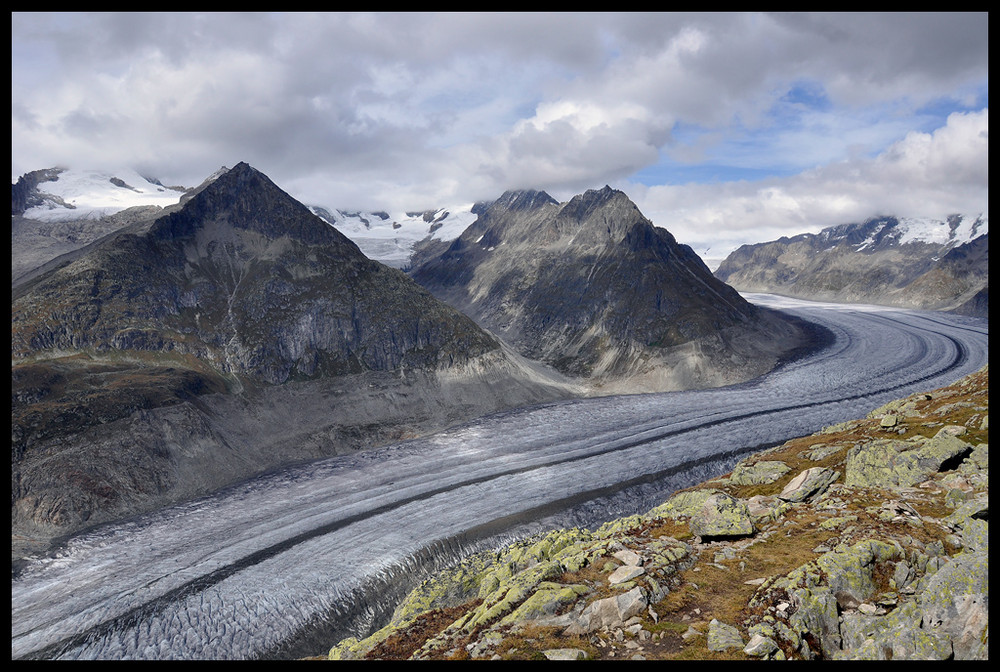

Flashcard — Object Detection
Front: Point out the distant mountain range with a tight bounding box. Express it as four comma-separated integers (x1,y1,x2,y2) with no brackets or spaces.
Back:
309,204,484,270
714,215,988,318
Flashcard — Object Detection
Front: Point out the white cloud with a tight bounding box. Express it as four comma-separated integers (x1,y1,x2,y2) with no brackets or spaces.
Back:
633,109,989,255
11,12,989,250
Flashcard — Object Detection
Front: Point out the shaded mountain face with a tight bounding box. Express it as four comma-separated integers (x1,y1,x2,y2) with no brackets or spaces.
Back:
714,215,988,317
13,162,500,386
12,163,569,551
411,186,808,387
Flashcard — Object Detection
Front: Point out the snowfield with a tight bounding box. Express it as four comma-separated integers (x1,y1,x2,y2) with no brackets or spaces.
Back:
310,205,479,268
10,295,989,660
20,168,187,221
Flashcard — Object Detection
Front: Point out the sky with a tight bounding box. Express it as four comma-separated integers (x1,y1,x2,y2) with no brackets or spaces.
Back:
11,12,989,256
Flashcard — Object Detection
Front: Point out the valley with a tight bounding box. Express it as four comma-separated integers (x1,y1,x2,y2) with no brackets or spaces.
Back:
10,295,988,660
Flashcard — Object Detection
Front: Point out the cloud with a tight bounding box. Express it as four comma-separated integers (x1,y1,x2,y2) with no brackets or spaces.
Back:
632,108,989,254
11,12,989,247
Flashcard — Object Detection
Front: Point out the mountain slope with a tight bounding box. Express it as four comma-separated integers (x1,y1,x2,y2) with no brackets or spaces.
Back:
411,186,817,393
327,365,989,661
11,162,573,554
714,215,988,316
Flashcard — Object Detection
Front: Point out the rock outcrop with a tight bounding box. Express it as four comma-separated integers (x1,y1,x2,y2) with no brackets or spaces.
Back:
327,365,988,661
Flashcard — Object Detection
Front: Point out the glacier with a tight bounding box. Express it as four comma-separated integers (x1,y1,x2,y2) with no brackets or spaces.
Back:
10,295,989,660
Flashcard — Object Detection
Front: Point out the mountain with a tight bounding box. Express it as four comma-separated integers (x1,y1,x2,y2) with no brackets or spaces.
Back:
11,162,572,555
410,186,820,393
714,215,989,317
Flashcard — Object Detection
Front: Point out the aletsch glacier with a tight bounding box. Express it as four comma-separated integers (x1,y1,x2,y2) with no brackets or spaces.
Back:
10,295,989,660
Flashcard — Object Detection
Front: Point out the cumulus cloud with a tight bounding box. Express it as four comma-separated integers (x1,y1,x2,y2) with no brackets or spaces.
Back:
11,12,989,249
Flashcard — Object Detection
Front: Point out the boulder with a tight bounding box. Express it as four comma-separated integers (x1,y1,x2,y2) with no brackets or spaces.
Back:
778,467,839,502
564,586,647,635
707,619,745,652
543,648,589,660
920,551,989,659
729,460,791,486
608,565,645,585
500,582,591,626
744,632,780,657
647,489,755,539
837,602,953,660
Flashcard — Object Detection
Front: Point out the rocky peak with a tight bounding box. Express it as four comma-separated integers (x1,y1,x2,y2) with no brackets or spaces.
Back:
552,185,649,245
12,162,506,384
490,189,558,213
11,167,66,216
150,161,354,250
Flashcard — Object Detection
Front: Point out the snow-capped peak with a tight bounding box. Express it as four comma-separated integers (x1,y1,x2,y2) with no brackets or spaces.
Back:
19,167,188,222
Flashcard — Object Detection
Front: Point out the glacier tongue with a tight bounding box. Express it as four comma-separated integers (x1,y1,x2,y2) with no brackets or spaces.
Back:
10,295,989,661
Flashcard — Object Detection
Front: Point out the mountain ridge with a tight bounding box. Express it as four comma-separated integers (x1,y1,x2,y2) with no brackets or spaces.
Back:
714,214,988,316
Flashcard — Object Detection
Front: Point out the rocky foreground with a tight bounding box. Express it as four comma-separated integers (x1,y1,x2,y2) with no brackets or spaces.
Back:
326,365,988,661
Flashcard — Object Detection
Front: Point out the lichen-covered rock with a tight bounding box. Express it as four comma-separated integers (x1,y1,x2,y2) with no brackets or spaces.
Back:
648,489,754,539
788,587,842,657
801,443,844,461
707,618,745,652
542,648,589,660
608,564,645,585
328,635,366,660
920,550,989,659
646,489,717,520
836,601,953,660
745,494,791,524
500,582,591,626
846,432,973,489
743,632,780,657
564,586,648,635
729,459,791,486
748,540,906,658
959,442,988,472
816,540,904,607
469,559,566,629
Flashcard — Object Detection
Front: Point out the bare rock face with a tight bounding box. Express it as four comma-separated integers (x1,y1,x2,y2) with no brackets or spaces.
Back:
714,215,988,317
412,186,815,391
11,162,570,552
